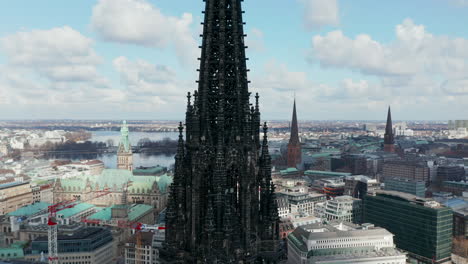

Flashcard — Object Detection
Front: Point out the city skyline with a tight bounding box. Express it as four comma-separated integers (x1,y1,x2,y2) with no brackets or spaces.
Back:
1,0,468,120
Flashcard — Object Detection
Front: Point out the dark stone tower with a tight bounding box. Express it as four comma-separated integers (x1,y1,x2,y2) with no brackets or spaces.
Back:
384,106,395,152
287,99,301,168
163,0,280,263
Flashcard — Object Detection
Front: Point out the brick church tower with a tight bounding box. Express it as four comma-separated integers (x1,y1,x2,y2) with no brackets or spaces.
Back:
287,99,301,168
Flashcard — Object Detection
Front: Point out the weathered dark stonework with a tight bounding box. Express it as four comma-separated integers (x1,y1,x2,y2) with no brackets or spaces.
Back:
162,0,280,263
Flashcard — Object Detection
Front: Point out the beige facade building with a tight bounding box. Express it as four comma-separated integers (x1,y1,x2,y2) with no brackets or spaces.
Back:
31,184,53,204
0,182,32,215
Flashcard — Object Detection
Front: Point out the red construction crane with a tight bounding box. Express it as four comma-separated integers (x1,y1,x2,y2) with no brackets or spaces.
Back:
47,188,111,264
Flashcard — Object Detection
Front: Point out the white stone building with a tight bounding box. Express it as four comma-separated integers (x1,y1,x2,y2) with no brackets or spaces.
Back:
315,195,362,224
287,222,406,264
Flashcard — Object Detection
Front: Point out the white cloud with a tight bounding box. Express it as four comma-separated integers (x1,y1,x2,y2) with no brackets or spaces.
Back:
113,56,187,97
249,60,468,120
251,61,385,119
91,0,198,66
300,0,339,31
1,26,106,85
112,56,189,111
444,0,468,6
441,79,468,95
0,26,130,118
309,19,468,95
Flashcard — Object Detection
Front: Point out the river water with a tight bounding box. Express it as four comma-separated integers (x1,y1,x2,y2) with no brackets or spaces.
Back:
90,131,178,169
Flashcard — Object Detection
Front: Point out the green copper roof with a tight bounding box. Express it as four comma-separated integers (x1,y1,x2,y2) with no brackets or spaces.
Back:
87,204,153,221
128,204,153,221
59,178,86,191
416,140,429,145
95,169,133,187
0,248,24,259
133,166,166,175
10,241,27,249
305,170,351,177
128,181,153,193
119,120,131,152
280,168,299,175
7,202,51,217
87,207,111,221
59,169,173,193
309,153,334,158
57,203,94,218
157,174,172,192
31,179,52,185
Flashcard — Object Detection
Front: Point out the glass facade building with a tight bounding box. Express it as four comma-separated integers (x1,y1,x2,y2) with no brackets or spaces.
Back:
384,178,425,197
364,191,453,264
31,227,113,254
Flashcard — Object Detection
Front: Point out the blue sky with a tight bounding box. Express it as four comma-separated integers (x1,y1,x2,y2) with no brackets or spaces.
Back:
0,0,467,120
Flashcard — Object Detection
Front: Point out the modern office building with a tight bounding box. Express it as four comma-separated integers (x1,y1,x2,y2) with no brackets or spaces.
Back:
277,192,326,216
344,175,380,199
382,160,430,183
315,195,362,224
304,170,351,182
453,208,468,238
384,178,426,197
287,221,406,264
28,227,115,264
341,154,369,175
310,178,345,198
437,165,465,182
441,181,468,196
276,195,290,219
364,190,453,264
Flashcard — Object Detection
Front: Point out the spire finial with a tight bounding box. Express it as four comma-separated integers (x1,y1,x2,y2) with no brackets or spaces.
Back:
255,93,260,110
178,122,184,139
263,122,269,144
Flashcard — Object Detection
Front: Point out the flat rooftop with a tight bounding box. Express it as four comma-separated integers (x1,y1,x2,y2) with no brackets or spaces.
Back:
0,181,29,190
374,190,443,208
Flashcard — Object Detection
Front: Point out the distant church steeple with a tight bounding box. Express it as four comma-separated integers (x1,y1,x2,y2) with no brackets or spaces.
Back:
384,107,395,152
117,120,133,171
287,99,301,168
